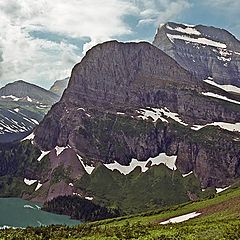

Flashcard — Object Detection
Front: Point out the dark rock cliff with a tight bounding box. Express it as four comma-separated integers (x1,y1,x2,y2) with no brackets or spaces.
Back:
34,41,240,188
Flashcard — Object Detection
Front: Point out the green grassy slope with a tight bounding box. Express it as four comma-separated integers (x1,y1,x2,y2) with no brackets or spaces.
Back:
1,185,240,239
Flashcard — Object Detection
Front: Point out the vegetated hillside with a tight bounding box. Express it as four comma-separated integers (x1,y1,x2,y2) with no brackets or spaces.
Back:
0,80,60,143
1,185,240,239
153,22,240,87
0,139,204,216
43,195,121,222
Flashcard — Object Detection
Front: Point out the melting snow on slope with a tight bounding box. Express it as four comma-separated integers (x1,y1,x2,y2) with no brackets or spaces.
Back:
160,212,201,225
182,171,193,177
1,95,21,101
85,197,94,201
191,122,240,132
77,155,95,174
30,119,39,125
26,96,33,102
216,186,231,193
21,132,35,141
166,25,201,35
104,153,177,175
167,34,227,48
37,151,50,161
55,146,68,156
138,108,188,126
202,92,240,105
35,182,42,191
204,79,240,95
24,178,37,186
138,108,168,123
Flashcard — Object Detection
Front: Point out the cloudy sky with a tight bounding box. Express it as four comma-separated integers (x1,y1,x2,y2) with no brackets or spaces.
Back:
0,0,239,89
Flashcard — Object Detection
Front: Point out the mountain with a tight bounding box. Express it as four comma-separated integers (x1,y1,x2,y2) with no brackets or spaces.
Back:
23,40,240,206
0,80,60,104
0,34,239,217
153,22,240,87
49,78,69,96
0,80,60,142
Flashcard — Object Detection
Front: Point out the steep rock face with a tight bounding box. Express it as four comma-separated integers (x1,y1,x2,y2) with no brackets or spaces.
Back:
34,41,240,188
153,22,240,87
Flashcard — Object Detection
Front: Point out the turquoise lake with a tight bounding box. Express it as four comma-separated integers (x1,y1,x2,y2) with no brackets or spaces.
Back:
0,198,81,228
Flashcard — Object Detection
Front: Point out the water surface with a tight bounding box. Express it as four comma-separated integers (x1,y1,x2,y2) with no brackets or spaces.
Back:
0,198,81,228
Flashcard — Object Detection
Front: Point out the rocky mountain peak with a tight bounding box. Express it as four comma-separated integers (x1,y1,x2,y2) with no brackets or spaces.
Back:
61,40,195,109
153,22,240,87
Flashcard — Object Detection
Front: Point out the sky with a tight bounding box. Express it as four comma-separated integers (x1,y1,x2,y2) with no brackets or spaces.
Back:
0,0,240,89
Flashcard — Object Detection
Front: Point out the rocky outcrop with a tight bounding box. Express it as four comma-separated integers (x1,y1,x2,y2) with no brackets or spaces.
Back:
34,40,240,188
49,77,69,97
153,22,240,87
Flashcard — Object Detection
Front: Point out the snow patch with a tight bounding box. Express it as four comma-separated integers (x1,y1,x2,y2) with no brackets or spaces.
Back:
166,25,201,35
55,146,68,156
216,186,231,193
77,155,95,174
35,182,42,191
138,108,168,123
21,132,35,141
30,119,39,125
24,178,37,186
104,153,177,175
167,34,227,48
1,95,21,101
182,171,193,178
160,212,201,225
191,122,240,133
204,79,240,95
138,107,188,126
37,151,50,162
26,96,33,102
202,92,240,105
73,192,81,197
85,196,93,201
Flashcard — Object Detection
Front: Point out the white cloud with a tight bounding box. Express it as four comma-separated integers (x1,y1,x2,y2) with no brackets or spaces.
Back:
134,0,191,26
0,0,189,88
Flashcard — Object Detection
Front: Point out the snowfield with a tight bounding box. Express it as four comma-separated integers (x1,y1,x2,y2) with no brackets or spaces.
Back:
160,212,201,224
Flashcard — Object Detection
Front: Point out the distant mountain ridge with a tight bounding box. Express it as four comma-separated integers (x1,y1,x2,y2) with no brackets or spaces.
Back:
153,22,240,87
0,80,60,104
0,80,60,142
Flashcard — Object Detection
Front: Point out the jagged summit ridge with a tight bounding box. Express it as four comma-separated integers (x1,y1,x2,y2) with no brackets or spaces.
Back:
153,22,240,87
